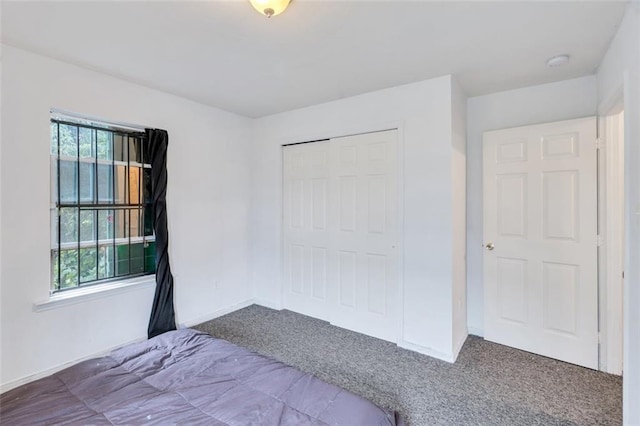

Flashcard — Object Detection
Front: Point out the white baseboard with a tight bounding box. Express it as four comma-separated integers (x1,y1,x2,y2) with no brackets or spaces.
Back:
178,298,285,329
468,326,484,337
251,298,283,311
178,299,255,328
452,331,468,361
397,340,456,363
0,336,146,394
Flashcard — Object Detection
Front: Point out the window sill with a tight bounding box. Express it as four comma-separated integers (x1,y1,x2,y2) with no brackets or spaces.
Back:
33,276,156,312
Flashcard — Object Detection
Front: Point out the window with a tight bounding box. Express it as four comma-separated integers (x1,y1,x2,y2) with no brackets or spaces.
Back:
50,116,155,293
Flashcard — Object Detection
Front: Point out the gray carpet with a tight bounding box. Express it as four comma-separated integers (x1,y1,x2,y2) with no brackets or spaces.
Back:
193,305,622,426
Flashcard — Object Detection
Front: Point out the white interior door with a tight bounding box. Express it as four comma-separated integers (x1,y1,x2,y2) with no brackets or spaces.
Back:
483,117,598,369
283,130,398,342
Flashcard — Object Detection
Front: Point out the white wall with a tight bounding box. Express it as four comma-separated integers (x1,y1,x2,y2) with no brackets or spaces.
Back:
451,77,467,357
250,75,465,361
466,76,598,336
0,45,253,388
597,4,640,424
0,53,4,384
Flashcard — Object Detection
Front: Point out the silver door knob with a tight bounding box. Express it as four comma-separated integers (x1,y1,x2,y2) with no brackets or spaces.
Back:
485,242,495,251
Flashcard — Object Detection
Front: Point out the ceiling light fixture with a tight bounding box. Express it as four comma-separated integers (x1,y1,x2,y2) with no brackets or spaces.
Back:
546,54,570,68
250,0,291,18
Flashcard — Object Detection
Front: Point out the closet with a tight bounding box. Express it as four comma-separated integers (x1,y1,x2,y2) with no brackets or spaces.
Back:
283,130,399,341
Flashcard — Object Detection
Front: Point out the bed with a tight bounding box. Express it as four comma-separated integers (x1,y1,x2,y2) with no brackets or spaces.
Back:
0,329,403,425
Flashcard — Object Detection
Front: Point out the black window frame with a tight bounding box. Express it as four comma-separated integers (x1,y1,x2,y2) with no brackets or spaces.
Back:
50,116,156,293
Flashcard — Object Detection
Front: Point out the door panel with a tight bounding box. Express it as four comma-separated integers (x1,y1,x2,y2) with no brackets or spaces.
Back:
483,117,598,369
367,254,387,315
311,179,328,230
283,130,398,342
542,170,579,241
311,247,327,300
338,250,357,308
329,131,398,341
542,261,578,334
497,173,527,237
497,256,527,324
339,176,357,232
289,244,304,295
283,141,331,320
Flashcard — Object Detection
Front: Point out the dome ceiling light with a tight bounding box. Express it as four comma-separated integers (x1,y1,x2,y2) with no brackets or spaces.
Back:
250,0,291,18
546,54,571,68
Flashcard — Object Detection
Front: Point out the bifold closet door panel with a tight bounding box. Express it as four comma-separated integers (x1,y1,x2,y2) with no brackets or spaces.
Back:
283,141,331,321
327,130,398,342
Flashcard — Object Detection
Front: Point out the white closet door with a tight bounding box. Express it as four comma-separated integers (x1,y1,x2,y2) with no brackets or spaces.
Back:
283,130,398,342
328,131,398,341
483,117,598,369
283,141,331,321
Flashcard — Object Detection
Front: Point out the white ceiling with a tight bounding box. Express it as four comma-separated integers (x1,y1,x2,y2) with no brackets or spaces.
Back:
1,1,627,118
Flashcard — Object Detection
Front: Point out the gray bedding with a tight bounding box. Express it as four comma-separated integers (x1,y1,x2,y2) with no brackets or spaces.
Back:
0,329,403,425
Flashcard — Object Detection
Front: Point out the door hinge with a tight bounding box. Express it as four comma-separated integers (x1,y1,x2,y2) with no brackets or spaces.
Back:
597,234,604,246
596,137,605,150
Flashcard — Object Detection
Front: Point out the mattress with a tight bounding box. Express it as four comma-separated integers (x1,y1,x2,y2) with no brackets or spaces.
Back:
0,329,403,425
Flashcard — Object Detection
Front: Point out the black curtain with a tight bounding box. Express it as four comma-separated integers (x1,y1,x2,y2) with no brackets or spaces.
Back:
146,128,177,339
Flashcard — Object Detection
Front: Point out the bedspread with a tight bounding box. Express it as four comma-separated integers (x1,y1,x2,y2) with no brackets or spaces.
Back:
0,329,403,425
